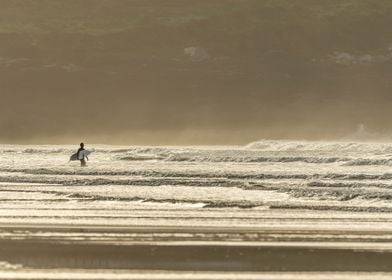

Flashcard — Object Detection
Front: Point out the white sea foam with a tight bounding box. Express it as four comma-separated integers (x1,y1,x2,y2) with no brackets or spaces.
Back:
0,140,392,219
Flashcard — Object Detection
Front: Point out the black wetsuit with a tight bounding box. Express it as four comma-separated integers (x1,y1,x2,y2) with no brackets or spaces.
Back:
77,147,86,166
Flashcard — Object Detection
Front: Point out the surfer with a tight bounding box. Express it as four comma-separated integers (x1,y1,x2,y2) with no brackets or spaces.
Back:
77,142,88,167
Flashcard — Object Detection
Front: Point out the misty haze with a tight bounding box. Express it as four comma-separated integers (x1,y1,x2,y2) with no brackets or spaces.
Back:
2,0,392,144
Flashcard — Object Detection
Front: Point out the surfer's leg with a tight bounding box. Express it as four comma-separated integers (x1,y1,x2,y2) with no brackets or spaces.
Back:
80,159,86,167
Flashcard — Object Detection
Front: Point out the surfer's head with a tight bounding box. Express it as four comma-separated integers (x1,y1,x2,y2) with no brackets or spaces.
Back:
80,142,84,148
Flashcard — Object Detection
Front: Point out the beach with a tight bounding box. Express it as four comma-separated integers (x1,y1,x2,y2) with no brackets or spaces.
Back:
1,141,392,279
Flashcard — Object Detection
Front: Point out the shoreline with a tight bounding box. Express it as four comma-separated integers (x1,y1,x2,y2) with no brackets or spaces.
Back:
0,225,392,273
1,271,392,280
1,239,392,272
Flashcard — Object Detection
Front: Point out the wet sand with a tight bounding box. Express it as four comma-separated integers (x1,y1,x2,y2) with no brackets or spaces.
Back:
1,225,392,273
2,241,392,272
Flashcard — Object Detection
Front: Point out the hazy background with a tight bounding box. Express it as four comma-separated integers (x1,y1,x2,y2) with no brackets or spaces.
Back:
1,0,392,144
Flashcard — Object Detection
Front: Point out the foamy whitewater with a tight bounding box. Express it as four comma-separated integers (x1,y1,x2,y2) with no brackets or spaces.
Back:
1,140,392,279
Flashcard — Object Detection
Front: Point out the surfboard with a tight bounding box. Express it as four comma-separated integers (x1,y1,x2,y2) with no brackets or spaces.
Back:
70,150,91,161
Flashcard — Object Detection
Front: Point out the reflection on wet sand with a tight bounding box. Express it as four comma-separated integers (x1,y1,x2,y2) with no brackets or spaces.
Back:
1,226,392,273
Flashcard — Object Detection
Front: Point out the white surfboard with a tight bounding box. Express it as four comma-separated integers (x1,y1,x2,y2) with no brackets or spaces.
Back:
70,150,91,161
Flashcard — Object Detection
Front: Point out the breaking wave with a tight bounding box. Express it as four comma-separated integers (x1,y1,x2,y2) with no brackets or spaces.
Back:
119,154,350,164
270,204,392,213
343,158,392,166
2,140,392,212
245,140,392,154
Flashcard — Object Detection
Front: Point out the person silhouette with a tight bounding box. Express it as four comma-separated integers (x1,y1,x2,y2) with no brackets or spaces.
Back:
77,142,88,167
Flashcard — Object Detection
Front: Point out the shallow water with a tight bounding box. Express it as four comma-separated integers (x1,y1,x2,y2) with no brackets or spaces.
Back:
1,140,392,278
3,140,392,212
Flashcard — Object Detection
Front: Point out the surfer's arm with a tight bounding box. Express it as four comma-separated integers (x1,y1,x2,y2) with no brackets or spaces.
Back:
86,156,89,161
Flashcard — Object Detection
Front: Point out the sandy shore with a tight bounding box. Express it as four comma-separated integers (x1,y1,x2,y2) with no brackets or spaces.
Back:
2,240,392,272
0,225,392,273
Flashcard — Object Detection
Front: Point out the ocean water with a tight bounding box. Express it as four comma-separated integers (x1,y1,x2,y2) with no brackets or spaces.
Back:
1,140,392,279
